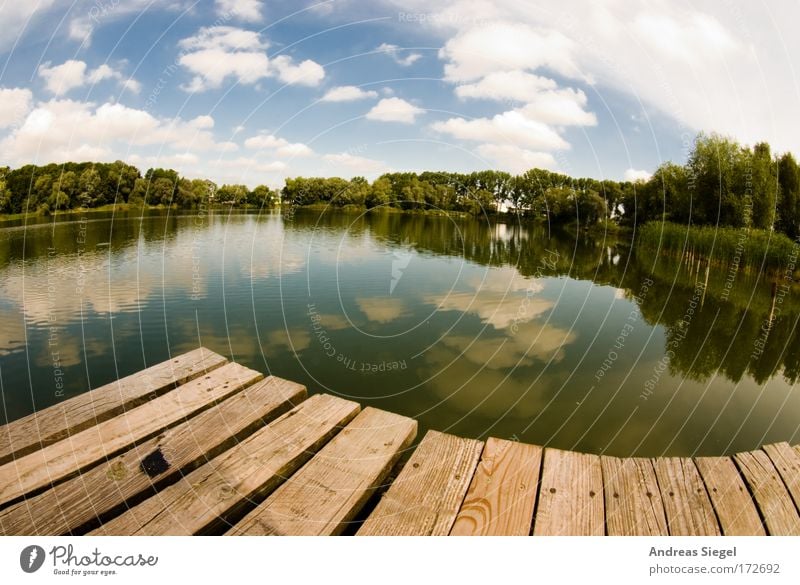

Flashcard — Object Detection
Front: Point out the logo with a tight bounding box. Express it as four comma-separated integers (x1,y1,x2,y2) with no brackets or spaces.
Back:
390,247,414,294
20,545,46,573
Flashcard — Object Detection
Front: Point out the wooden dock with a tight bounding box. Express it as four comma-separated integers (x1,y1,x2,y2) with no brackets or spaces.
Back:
1,347,798,536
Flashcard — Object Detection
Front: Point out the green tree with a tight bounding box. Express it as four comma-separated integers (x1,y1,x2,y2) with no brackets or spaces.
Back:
750,142,778,230
777,152,799,238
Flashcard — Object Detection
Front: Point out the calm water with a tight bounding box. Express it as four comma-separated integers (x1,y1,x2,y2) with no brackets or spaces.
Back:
1,208,798,456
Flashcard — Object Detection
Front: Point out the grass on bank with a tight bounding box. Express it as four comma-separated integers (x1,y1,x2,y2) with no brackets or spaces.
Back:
636,221,799,274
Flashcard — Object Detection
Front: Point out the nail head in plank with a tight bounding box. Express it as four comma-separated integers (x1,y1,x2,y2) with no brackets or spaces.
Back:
652,458,719,536
695,457,765,535
228,407,417,536
0,375,306,536
602,456,668,536
761,442,800,514
450,438,542,536
0,361,261,506
734,450,800,535
357,430,483,536
89,393,360,535
533,447,603,536
0,347,227,465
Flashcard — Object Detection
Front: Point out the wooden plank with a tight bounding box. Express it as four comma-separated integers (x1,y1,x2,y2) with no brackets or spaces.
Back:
762,442,800,513
228,407,417,536
0,376,306,535
357,431,483,536
734,450,800,535
695,457,765,535
90,394,360,535
0,347,227,465
450,438,542,536
533,448,603,536
652,458,719,535
0,361,261,507
602,456,668,536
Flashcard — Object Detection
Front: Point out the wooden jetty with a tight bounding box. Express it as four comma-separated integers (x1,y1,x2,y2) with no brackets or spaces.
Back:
1,347,798,536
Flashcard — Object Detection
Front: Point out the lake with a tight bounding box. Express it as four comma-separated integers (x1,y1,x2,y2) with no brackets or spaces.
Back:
1,207,798,456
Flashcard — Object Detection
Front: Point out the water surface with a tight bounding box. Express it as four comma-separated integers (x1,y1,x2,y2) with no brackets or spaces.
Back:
1,208,798,456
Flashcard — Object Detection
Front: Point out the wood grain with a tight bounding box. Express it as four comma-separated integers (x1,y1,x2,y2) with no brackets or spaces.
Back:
0,361,261,507
228,407,416,535
0,376,305,535
602,456,668,536
734,450,800,535
0,347,227,465
357,430,483,536
89,393,360,535
695,457,765,535
533,447,603,535
450,438,541,536
762,442,800,513
652,458,719,535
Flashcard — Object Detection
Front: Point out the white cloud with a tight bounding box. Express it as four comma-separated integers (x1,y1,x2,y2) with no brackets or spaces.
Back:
438,22,584,83
0,88,33,129
455,70,556,102
38,60,139,96
244,133,313,157
321,85,378,102
476,144,556,174
216,0,263,22
38,60,88,95
0,2,57,51
178,27,324,91
366,97,423,123
323,153,390,174
518,88,597,126
624,168,652,183
272,55,325,87
376,43,423,66
0,99,230,165
433,110,568,150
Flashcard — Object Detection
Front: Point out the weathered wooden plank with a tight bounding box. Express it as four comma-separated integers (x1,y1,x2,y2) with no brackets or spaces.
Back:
734,450,800,535
228,407,417,535
652,458,719,535
357,430,483,536
602,456,668,536
450,438,542,536
90,394,360,535
762,442,800,513
0,376,306,535
0,361,261,507
0,347,227,465
695,457,765,535
533,448,603,535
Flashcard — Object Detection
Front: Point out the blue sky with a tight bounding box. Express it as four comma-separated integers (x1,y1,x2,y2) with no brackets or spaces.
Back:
1,0,797,187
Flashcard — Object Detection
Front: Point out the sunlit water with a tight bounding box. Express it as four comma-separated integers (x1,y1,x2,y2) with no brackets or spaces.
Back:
1,208,798,456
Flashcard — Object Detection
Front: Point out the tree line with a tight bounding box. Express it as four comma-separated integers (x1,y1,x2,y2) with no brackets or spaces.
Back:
0,162,280,215
2,133,799,238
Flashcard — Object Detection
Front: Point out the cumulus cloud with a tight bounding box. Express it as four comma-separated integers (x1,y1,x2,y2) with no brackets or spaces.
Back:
376,43,422,66
38,60,138,95
178,26,324,91
624,168,652,183
0,88,33,129
366,97,423,123
455,70,557,102
0,99,229,165
321,85,378,102
216,0,263,22
244,133,314,157
323,152,390,174
476,144,557,174
433,110,568,150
